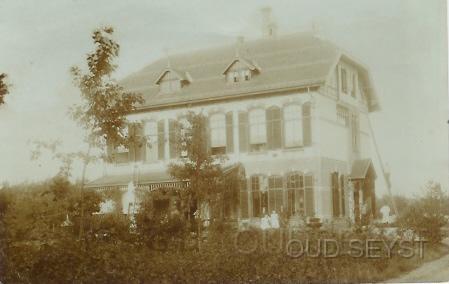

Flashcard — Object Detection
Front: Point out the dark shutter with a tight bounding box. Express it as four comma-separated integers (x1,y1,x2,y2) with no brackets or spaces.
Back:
128,123,136,162
238,111,249,153
169,119,178,159
226,112,234,153
135,123,145,161
272,107,282,149
303,103,312,146
331,172,340,217
204,116,211,154
340,175,346,216
157,120,165,160
266,108,273,149
305,175,314,217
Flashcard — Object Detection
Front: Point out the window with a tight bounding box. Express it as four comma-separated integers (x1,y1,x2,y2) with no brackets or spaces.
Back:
144,121,158,162
337,105,350,126
341,68,348,93
238,112,249,153
249,109,266,151
179,118,190,158
332,173,347,217
283,104,303,147
157,120,165,160
286,172,314,217
287,173,304,216
240,178,249,218
242,69,251,81
268,176,284,214
210,113,226,150
251,175,268,217
233,71,239,82
159,72,181,94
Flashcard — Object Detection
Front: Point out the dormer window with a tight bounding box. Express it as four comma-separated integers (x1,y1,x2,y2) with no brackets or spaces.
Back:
223,57,260,83
155,68,192,94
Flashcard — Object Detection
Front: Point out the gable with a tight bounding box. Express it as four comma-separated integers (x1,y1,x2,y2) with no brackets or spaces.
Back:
154,68,191,85
222,58,260,75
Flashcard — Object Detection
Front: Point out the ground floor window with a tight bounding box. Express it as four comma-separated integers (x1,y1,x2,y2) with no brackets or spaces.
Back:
239,173,314,219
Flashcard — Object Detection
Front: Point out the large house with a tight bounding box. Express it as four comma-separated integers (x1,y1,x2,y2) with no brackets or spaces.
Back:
87,31,380,227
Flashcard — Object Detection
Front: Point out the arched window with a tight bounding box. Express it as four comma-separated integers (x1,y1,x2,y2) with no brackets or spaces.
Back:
209,113,226,154
144,120,158,162
283,104,303,148
249,108,267,151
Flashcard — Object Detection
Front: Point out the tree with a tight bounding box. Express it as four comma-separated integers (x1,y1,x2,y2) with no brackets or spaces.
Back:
168,112,225,248
70,26,143,239
0,73,10,106
398,181,448,243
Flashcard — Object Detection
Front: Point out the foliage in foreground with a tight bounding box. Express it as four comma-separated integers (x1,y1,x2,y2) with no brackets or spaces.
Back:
1,179,449,283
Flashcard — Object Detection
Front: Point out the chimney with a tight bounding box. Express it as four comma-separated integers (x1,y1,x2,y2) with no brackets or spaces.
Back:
260,7,277,38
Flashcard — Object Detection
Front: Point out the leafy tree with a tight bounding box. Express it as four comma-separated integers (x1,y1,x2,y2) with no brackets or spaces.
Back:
70,26,143,238
168,112,225,247
398,181,448,243
0,73,9,106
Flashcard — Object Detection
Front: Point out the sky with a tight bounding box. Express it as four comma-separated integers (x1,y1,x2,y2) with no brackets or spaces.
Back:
0,0,447,196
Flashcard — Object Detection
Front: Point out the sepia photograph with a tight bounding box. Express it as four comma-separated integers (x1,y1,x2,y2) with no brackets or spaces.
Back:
0,0,448,283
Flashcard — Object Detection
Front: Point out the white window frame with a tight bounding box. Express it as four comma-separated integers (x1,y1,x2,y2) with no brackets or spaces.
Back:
249,108,267,145
283,104,303,147
210,113,226,148
144,120,158,162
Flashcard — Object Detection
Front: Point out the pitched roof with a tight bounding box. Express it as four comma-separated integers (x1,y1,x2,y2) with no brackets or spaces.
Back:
120,33,380,111
349,159,377,180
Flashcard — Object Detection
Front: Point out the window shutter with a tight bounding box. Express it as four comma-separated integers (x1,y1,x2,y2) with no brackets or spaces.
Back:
302,103,312,146
340,175,346,216
272,107,281,149
331,172,340,217
128,123,136,162
225,112,234,153
204,116,211,153
157,120,165,160
305,175,314,217
135,123,145,161
169,119,179,159
238,111,249,153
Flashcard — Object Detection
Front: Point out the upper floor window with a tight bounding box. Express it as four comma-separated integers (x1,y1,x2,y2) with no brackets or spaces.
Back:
155,69,191,94
209,113,226,154
283,104,303,147
249,108,267,151
223,58,260,83
144,120,158,162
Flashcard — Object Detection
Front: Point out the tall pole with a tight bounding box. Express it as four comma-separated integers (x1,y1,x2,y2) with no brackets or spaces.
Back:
367,116,398,216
